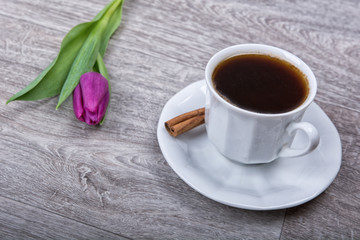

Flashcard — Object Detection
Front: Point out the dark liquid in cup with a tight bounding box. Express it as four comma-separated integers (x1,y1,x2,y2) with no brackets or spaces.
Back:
212,54,309,114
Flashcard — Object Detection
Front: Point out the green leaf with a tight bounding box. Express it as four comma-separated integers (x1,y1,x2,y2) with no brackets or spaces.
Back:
98,0,124,57
6,22,94,102
7,0,124,105
56,0,123,109
56,25,103,109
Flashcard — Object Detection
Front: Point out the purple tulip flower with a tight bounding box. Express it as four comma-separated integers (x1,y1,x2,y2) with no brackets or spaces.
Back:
73,72,109,125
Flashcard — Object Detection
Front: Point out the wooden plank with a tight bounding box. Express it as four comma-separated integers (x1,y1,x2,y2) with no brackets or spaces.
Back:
0,196,127,239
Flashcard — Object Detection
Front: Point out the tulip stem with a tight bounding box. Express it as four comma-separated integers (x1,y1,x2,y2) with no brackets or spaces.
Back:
96,53,110,82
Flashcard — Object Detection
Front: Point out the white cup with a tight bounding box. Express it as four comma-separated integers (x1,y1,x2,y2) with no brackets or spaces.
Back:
205,44,320,164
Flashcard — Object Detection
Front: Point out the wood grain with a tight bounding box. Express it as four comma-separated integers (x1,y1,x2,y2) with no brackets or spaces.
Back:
0,0,359,239
0,196,127,239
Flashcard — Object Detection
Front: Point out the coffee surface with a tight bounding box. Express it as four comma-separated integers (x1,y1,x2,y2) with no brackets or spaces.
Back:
212,54,309,114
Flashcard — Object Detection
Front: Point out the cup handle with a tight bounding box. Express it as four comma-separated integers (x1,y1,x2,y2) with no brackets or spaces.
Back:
278,122,320,158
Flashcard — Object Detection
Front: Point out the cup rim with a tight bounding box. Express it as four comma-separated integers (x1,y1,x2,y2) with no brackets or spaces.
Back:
205,43,317,118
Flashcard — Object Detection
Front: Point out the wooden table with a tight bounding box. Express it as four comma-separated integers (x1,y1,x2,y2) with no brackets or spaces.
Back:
0,0,359,239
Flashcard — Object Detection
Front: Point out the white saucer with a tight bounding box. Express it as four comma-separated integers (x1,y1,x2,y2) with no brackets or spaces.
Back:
157,80,342,210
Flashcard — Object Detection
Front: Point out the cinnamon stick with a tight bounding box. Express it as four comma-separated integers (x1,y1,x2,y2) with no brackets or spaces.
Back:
165,108,205,137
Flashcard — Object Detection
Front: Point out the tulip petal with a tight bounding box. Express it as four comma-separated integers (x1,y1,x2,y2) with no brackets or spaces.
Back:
84,110,98,125
98,91,110,120
72,84,85,122
81,73,108,109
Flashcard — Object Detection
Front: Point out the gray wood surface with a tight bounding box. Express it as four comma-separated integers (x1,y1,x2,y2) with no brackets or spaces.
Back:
0,0,359,239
